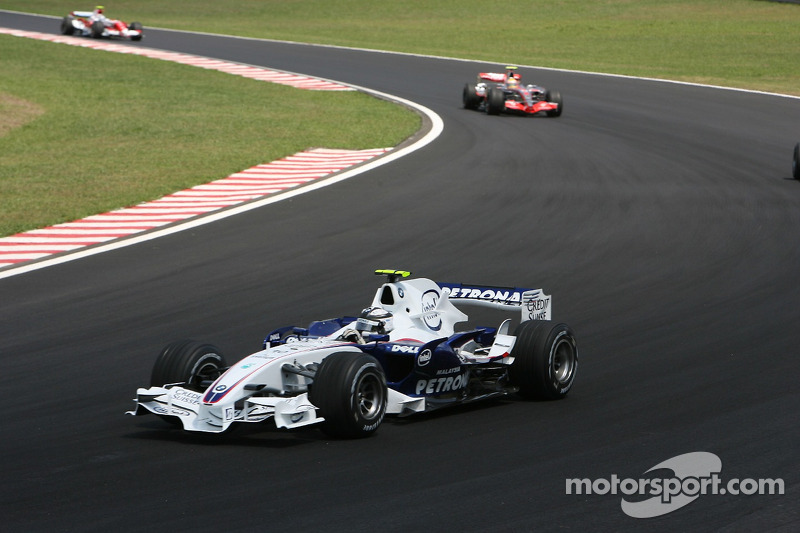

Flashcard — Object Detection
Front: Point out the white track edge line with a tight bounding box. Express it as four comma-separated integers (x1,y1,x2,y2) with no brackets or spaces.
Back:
0,85,442,280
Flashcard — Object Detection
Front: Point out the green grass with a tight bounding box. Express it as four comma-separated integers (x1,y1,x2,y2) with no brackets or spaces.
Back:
0,35,419,236
6,0,800,95
2,0,799,236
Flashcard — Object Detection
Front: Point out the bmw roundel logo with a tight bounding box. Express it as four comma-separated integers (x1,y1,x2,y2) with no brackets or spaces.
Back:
214,384,228,392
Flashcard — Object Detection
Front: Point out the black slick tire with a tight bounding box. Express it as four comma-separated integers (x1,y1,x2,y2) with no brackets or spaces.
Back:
61,16,75,35
545,90,563,117
129,21,143,41
486,88,505,115
463,83,480,110
150,339,227,391
309,352,387,438
91,20,104,38
509,320,577,400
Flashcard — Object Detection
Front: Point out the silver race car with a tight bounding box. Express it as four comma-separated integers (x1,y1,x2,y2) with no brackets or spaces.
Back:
463,66,563,117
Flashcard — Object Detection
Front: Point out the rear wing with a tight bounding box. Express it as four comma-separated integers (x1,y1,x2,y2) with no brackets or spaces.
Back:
479,72,506,83
439,283,551,322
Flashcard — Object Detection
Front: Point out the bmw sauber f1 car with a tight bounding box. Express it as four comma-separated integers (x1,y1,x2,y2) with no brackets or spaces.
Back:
128,270,577,439
61,6,143,41
463,66,562,117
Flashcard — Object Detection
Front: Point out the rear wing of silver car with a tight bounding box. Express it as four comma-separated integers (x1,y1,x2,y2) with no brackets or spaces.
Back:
438,283,551,322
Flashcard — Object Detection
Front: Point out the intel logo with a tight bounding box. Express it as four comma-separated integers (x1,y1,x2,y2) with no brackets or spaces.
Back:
418,349,432,366
421,290,442,331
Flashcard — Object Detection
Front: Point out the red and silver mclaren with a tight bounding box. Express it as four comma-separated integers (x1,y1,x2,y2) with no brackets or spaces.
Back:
463,66,562,117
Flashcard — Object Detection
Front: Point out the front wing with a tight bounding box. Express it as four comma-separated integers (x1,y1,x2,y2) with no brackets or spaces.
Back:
505,100,559,115
127,385,324,432
128,384,438,432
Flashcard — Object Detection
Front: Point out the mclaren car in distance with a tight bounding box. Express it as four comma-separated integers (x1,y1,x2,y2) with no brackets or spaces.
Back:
463,66,562,117
128,270,578,439
60,6,143,41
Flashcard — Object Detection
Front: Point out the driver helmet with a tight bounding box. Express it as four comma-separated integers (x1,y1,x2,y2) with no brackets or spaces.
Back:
507,76,519,88
355,306,394,335
94,6,104,14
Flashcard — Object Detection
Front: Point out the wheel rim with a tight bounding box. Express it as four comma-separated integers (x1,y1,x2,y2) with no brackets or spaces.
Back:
355,373,384,421
551,335,576,385
189,356,221,387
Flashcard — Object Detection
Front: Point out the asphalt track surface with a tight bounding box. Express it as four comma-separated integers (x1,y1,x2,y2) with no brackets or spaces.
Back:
2,11,798,533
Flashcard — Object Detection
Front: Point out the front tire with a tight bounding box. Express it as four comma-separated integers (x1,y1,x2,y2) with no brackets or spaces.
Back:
309,352,387,438
129,21,143,41
150,339,227,390
545,90,563,117
793,143,799,180
91,20,105,38
486,88,505,115
509,320,577,399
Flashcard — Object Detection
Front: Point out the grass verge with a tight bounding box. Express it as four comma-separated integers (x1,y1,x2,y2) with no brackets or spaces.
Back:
5,0,800,95
0,35,419,237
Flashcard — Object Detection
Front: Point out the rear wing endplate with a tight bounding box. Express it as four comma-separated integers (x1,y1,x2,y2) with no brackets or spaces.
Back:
438,283,551,321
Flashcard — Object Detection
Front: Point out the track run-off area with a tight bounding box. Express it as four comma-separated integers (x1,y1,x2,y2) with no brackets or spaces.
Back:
0,27,413,273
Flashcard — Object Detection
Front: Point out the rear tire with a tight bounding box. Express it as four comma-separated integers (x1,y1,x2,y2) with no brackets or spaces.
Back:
545,90,563,117
309,352,387,438
793,143,799,180
509,320,577,399
463,83,480,110
91,20,105,38
61,16,75,35
150,339,227,391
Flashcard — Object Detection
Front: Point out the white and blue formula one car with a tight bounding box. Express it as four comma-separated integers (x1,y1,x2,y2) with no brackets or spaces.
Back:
128,270,578,438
